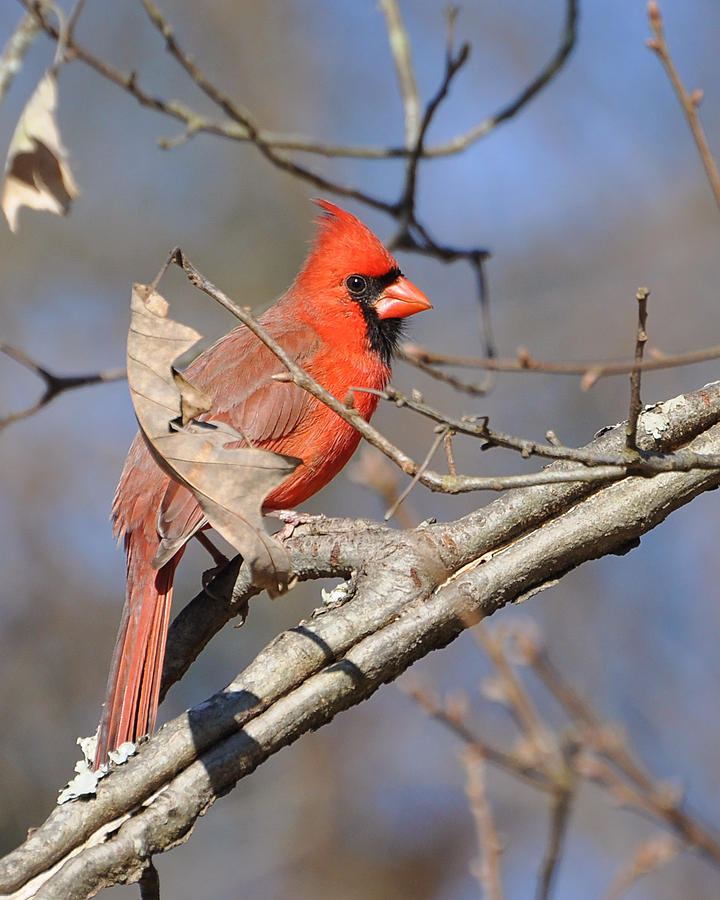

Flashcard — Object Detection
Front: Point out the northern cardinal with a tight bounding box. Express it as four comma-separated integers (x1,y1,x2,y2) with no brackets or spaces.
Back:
95,200,431,767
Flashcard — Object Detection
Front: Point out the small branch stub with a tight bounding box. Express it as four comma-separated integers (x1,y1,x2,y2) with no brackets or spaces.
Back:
626,287,651,454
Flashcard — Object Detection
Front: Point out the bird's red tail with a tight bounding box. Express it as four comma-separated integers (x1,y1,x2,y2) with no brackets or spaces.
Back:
94,532,182,768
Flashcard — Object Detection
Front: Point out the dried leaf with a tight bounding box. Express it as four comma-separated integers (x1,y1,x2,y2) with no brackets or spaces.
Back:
173,367,212,425
127,283,300,593
1,71,79,232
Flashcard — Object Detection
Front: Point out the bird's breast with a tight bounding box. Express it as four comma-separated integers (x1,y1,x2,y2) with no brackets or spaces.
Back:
262,350,388,509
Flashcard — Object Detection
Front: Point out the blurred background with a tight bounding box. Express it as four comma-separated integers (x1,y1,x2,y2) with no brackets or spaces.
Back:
1,1,720,897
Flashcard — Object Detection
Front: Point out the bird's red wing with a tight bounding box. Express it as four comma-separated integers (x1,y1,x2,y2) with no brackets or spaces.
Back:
152,317,322,566
188,313,322,443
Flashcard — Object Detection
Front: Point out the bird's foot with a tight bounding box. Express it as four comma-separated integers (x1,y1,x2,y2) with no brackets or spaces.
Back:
195,530,230,566
269,509,325,541
194,531,230,586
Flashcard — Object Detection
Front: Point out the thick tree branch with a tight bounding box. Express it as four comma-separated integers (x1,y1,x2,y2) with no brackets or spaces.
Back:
3,383,720,897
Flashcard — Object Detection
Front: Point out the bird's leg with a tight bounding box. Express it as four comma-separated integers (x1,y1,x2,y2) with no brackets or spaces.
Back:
194,531,230,586
268,508,326,541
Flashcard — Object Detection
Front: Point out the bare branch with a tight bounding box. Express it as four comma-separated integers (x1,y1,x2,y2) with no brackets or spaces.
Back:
16,0,577,163
135,0,395,212
464,750,505,900
402,340,720,382
602,835,679,900
474,627,554,761
0,11,40,106
384,425,446,520
443,430,457,475
428,0,578,155
398,345,492,395
0,343,125,432
396,38,470,222
348,449,419,529
377,385,720,475
535,779,574,900
402,680,552,790
530,650,720,868
66,0,88,39
3,386,720,896
625,287,650,454
21,0,393,212
647,1,720,211
379,0,421,147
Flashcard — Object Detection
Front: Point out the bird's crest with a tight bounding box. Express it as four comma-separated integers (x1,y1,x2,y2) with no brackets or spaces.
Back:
299,199,398,284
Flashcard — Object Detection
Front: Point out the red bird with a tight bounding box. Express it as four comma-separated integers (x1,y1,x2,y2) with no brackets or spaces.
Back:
96,200,432,766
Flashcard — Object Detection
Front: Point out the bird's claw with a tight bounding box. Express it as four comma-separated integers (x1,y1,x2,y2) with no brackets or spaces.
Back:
270,509,325,541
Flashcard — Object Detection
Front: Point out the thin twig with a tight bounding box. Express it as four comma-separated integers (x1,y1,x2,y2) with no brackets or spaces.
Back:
66,0,88,39
474,627,553,759
529,648,662,797
384,425,446,520
0,343,126,432
535,781,574,900
625,287,650,454
473,253,497,376
411,631,720,888
647,1,720,211
601,835,678,900
429,0,578,156
14,0,580,385
531,650,720,868
401,680,555,792
443,430,457,475
379,0,420,147
396,39,470,222
16,0,576,162
577,752,720,867
137,0,395,212
401,341,720,382
171,250,660,494
464,750,505,900
374,385,720,474
397,346,491,395
347,448,418,529
0,11,40,106
22,0,393,213
13,0,576,266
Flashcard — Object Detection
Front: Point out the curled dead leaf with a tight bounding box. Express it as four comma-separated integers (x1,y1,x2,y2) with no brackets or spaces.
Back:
1,71,79,232
127,283,300,593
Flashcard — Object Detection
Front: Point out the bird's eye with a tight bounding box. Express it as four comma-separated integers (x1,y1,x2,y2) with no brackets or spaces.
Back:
346,275,367,295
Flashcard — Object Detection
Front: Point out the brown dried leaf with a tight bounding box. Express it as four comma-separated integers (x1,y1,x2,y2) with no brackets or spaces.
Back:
1,72,79,232
172,368,212,426
127,283,300,593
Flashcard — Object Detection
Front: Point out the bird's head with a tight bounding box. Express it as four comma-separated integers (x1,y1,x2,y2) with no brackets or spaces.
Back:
296,199,432,364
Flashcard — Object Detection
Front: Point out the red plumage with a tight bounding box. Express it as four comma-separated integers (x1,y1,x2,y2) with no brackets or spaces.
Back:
95,200,431,767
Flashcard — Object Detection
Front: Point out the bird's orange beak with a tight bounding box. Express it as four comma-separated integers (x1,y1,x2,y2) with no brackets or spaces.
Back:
374,276,433,320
